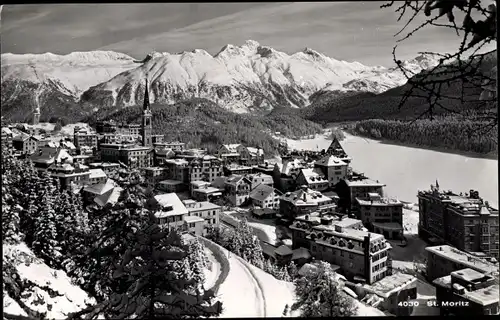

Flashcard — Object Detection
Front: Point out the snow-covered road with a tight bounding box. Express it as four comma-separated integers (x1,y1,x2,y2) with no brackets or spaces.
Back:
217,249,266,317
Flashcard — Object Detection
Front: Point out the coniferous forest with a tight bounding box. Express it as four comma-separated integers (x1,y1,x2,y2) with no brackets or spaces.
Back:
347,116,498,156
2,148,222,319
87,98,323,156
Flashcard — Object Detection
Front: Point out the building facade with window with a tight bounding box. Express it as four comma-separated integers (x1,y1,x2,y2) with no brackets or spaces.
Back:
356,193,404,240
418,185,499,257
290,214,392,284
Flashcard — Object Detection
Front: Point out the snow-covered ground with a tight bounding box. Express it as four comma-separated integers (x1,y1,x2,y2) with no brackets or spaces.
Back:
32,122,56,132
354,300,387,316
226,210,278,245
59,123,93,136
217,248,267,317
203,247,221,290
283,130,498,207
3,243,94,319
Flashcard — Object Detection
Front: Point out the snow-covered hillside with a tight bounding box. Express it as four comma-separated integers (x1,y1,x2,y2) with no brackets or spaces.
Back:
1,51,137,96
3,243,94,319
81,40,438,112
1,40,438,116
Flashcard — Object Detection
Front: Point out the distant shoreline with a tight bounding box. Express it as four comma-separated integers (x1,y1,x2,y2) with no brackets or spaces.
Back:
339,128,498,161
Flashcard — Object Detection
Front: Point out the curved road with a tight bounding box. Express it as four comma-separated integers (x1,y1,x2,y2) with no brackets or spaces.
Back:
216,246,267,317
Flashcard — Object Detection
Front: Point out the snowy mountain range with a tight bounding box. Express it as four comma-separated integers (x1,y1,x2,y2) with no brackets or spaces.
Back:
1,40,439,120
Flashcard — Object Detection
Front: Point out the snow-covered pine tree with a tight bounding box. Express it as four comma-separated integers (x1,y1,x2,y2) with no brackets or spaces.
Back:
74,213,223,319
2,201,23,245
263,259,275,275
291,262,357,317
281,266,292,282
2,148,40,245
235,218,264,268
68,202,146,302
205,225,224,244
32,177,63,268
187,238,209,288
287,261,299,279
55,189,91,271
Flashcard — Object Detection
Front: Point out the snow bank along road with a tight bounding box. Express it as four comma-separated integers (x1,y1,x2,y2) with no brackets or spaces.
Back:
199,237,267,317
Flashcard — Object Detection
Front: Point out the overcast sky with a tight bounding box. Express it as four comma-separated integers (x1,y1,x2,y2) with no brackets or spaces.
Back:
1,2,492,67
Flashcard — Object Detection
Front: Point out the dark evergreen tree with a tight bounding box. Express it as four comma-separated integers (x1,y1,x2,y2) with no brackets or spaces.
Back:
70,214,222,319
235,218,264,268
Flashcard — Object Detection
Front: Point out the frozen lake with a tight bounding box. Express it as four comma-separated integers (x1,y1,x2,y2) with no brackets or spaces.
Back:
285,131,499,208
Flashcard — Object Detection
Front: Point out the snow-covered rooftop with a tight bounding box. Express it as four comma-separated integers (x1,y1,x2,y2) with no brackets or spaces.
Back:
187,201,221,212
315,155,348,167
356,197,402,206
426,245,498,274
194,187,223,195
183,216,205,223
346,178,385,188
89,168,106,180
281,187,331,205
364,272,417,298
153,193,188,218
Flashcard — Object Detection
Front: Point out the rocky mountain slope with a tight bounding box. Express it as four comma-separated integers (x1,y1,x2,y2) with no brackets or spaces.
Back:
1,40,439,121
1,51,138,122
303,51,497,124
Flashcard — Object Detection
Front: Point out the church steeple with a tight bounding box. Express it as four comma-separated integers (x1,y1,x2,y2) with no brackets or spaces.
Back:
143,78,150,111
141,78,153,147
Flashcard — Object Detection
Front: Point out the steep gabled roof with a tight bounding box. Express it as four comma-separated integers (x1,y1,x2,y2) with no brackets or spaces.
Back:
249,184,277,202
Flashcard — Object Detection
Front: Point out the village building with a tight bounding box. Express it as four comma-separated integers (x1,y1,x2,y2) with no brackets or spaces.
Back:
314,155,349,186
188,155,223,182
425,245,499,282
279,186,335,220
418,184,499,257
12,134,41,155
356,193,404,240
361,272,418,316
100,143,153,169
88,168,107,185
154,147,176,166
273,156,310,192
190,180,210,197
182,200,221,233
432,268,499,315
163,159,190,183
88,162,120,175
252,162,276,175
290,213,392,284
157,180,186,193
240,146,264,166
217,143,244,165
249,184,282,210
154,141,185,151
143,166,169,186
146,193,204,236
325,137,352,164
335,172,386,214
82,179,122,206
223,164,253,176
73,126,98,151
73,154,93,165
30,148,74,172
246,172,274,189
192,185,224,202
47,162,95,189
225,175,252,206
295,168,329,191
